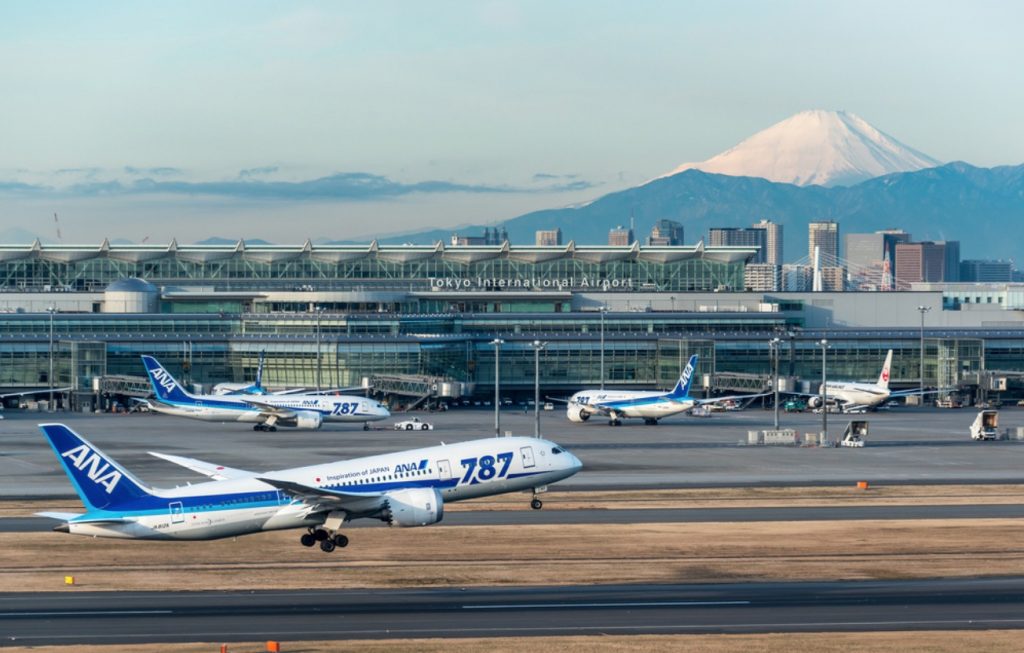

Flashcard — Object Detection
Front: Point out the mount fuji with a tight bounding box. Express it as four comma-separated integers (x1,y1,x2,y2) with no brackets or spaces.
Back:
663,110,942,187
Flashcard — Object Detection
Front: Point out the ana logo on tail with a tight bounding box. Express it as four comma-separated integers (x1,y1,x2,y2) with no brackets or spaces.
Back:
150,366,177,394
61,444,122,494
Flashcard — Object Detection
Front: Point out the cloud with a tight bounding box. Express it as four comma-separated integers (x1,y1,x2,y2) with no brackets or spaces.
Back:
0,171,597,201
123,166,183,176
238,166,280,179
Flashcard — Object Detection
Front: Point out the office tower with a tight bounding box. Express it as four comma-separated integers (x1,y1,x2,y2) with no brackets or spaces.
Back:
895,242,947,284
808,220,839,262
608,225,634,246
647,219,683,246
708,227,767,263
751,219,783,265
535,229,563,246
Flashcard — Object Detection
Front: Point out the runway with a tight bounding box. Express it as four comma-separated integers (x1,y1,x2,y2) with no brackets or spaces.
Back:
3,577,1024,644
7,502,1024,533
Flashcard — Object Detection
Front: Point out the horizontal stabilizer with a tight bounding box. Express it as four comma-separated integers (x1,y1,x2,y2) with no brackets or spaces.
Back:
35,511,134,524
257,477,382,507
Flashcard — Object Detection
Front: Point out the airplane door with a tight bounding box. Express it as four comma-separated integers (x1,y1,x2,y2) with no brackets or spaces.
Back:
520,446,536,469
437,459,452,480
169,501,184,524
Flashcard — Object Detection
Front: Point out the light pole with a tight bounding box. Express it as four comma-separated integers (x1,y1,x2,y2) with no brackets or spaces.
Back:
599,305,607,389
917,305,931,403
770,337,781,429
490,338,504,436
315,307,324,393
532,340,547,437
819,338,828,442
47,306,55,412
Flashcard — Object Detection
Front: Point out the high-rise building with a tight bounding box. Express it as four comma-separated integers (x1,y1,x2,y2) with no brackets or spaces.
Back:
751,219,783,265
535,228,563,246
782,264,813,291
895,242,946,284
744,263,781,291
960,259,1013,282
844,229,910,289
451,227,508,246
808,220,839,263
608,225,634,246
647,219,683,246
709,227,767,263
938,240,961,282
819,266,846,292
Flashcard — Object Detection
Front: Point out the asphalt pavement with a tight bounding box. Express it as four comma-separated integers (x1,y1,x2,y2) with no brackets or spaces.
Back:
4,578,1024,644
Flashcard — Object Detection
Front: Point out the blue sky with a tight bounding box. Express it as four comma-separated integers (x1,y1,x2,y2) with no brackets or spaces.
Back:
0,1,1021,243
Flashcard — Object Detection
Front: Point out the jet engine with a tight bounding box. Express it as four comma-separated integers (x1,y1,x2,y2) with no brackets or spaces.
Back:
807,396,823,409
279,410,323,430
381,487,444,527
567,403,591,423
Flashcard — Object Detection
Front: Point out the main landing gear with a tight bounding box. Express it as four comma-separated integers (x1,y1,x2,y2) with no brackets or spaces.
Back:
644,418,658,426
253,424,277,432
363,422,370,431
300,528,349,553
530,498,543,510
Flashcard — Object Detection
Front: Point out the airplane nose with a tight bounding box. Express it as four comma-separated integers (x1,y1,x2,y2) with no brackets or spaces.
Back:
568,452,583,472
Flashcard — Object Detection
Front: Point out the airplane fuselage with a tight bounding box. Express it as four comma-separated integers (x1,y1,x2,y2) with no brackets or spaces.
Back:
149,394,388,424
569,390,693,420
61,436,579,541
818,382,890,409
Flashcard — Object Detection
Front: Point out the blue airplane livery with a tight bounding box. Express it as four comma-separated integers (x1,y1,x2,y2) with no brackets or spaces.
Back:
141,355,390,431
37,423,582,552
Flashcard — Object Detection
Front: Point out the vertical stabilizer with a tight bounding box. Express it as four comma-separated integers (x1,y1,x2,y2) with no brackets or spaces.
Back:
669,355,699,399
877,349,893,389
39,423,153,511
141,355,194,403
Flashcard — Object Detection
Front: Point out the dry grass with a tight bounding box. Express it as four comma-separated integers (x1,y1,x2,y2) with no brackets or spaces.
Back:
7,484,1024,517
3,518,1024,592
5,631,1024,653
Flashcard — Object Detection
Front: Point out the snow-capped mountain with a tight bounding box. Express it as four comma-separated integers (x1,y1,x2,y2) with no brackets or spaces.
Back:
664,110,942,187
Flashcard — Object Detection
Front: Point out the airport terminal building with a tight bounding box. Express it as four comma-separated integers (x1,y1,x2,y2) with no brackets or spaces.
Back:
1,240,1023,408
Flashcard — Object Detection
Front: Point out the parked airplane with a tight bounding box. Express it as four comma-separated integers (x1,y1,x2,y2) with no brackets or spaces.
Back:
36,423,582,552
563,354,766,426
800,349,937,412
141,355,390,431
212,350,270,396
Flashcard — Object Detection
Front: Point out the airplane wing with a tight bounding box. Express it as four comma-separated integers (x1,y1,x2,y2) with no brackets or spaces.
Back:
292,386,364,396
545,396,573,404
0,386,74,399
148,452,254,481
237,398,300,418
257,477,384,513
888,388,948,398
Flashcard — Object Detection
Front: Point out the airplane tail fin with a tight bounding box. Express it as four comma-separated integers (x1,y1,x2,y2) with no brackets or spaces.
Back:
668,354,699,399
39,423,153,511
141,355,194,403
878,349,893,390
253,350,265,392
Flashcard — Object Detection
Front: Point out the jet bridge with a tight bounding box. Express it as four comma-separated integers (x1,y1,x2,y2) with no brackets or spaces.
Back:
363,374,467,411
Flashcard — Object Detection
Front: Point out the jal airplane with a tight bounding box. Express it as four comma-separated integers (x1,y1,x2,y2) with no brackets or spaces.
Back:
803,349,934,412
36,423,582,552
565,354,766,426
141,355,390,431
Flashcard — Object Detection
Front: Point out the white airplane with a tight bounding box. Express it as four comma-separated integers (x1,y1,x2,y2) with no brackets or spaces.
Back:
564,354,766,426
141,355,390,431
36,423,582,552
801,349,937,412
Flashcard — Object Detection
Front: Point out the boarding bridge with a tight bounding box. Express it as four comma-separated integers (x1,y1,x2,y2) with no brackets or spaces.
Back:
707,372,772,394
95,375,152,398
363,374,466,411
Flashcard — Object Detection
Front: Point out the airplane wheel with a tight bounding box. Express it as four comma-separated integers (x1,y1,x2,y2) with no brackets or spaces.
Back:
320,539,336,553
269,426,277,432
530,498,543,510
313,528,329,541
253,425,263,432
300,533,315,547
333,533,349,548
363,423,370,431
645,418,657,425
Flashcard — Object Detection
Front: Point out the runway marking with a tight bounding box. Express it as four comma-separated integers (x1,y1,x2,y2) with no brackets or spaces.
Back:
462,600,752,609
1,610,172,617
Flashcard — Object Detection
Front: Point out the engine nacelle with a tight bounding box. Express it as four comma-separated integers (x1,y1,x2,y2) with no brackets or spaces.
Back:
567,403,591,423
382,487,444,527
807,396,823,409
280,410,323,430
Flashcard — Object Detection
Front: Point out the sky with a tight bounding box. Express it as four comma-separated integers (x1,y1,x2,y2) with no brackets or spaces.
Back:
0,1,1021,244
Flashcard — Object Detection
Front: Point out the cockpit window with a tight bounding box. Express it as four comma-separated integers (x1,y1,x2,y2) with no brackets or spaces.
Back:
551,447,564,454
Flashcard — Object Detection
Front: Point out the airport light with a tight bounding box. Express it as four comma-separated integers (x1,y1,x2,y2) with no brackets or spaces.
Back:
599,305,608,389
819,338,828,442
47,306,55,413
918,305,931,403
490,338,504,437
770,337,781,429
532,340,547,438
